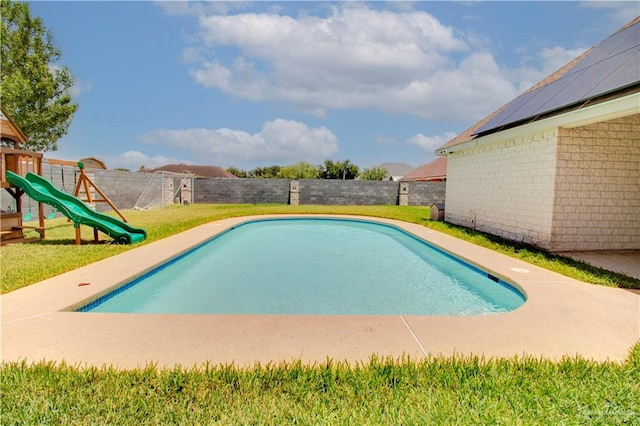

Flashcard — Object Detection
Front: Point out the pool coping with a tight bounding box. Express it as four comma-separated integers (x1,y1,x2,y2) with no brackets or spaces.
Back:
2,214,639,368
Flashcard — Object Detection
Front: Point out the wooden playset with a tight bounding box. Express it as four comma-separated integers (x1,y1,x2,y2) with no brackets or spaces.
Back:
1,106,139,245
1,106,45,242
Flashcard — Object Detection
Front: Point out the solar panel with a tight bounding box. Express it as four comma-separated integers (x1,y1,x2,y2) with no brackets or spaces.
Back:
612,24,640,52
543,47,639,109
475,91,537,131
569,24,638,74
474,21,640,136
498,71,584,127
585,48,640,98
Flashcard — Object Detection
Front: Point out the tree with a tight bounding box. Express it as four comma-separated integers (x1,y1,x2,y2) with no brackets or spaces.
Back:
321,159,340,179
276,161,321,179
1,0,77,151
225,166,248,178
359,166,387,180
249,165,281,178
321,159,359,180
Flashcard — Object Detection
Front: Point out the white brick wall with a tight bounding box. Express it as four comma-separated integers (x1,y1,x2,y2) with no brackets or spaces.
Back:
445,129,558,249
445,113,639,251
551,114,640,251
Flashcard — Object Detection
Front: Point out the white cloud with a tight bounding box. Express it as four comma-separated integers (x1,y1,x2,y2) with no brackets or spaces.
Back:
101,151,188,171
69,78,93,98
191,57,269,101
168,2,615,124
407,132,457,155
138,119,338,167
186,4,520,122
508,46,587,92
538,46,588,74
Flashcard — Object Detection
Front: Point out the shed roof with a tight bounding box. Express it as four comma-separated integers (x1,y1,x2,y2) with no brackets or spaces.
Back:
399,156,447,181
437,17,640,154
80,157,107,169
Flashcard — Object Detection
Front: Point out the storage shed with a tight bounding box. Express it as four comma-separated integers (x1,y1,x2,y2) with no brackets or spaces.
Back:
436,18,639,252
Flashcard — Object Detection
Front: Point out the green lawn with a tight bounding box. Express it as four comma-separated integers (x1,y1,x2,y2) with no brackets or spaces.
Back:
2,204,639,423
1,204,638,293
2,346,639,424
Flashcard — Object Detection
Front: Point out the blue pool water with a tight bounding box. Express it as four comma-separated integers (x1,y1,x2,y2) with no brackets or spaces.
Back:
79,218,525,315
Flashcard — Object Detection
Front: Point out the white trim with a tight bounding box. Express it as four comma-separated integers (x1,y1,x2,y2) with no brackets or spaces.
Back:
438,92,640,155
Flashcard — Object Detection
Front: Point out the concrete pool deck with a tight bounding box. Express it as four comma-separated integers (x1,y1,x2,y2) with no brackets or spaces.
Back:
1,215,638,369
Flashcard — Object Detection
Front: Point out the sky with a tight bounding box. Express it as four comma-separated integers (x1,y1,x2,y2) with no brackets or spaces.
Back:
28,1,639,171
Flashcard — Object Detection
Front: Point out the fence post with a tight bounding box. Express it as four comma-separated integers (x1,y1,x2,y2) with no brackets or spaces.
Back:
289,180,299,205
399,182,409,206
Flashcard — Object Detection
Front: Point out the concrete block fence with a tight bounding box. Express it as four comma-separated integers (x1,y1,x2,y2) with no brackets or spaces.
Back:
1,166,155,215
2,168,445,214
194,178,291,205
194,178,444,207
296,179,399,205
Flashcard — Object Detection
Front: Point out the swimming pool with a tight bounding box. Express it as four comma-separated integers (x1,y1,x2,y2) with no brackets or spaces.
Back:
78,218,525,315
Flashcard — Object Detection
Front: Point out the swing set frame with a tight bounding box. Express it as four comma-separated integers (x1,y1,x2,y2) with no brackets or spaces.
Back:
44,158,128,244
2,156,129,244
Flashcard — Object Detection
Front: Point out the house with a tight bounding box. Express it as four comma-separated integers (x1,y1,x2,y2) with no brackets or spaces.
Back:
400,157,447,182
378,162,415,181
435,17,639,252
142,164,238,178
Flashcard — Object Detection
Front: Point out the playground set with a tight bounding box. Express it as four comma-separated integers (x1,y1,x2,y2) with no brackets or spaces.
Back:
1,107,146,245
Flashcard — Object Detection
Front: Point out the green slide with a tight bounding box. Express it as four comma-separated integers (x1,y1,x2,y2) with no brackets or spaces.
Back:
5,170,146,244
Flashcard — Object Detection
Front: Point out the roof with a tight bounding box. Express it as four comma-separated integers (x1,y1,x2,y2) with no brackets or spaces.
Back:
79,157,107,169
399,156,447,181
379,162,415,179
437,17,640,153
143,164,238,178
0,106,28,147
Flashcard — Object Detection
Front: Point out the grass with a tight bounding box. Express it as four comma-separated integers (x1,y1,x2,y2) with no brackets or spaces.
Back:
2,343,639,424
1,204,638,293
2,205,639,423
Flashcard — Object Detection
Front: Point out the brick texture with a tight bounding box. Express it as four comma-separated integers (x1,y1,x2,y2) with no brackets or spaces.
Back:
298,180,399,205
445,113,639,251
552,114,640,251
445,129,558,249
194,178,290,204
1,171,446,216
407,181,446,206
